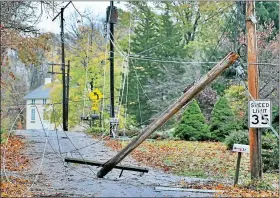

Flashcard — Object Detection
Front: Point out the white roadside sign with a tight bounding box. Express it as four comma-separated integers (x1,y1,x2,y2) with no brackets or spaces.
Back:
249,100,271,128
110,118,119,124
232,144,250,153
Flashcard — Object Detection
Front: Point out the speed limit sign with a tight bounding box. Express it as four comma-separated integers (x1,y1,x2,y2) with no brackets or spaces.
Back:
249,100,271,128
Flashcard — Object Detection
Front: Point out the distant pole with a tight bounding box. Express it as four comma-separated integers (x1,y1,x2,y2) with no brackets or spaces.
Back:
109,1,115,136
66,60,70,127
246,0,262,180
52,2,71,131
61,8,68,131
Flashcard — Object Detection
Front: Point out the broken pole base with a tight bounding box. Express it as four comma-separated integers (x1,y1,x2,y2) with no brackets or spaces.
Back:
64,157,148,177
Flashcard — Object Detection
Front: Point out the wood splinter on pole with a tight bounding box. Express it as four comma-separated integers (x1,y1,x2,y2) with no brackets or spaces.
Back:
97,52,239,178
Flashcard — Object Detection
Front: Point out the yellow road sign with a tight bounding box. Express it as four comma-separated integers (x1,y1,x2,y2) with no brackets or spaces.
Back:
89,88,103,101
91,101,99,111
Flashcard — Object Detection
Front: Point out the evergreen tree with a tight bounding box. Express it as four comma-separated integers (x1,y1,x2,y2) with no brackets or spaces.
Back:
130,2,159,56
210,96,238,141
174,100,210,141
127,2,161,124
256,1,279,31
157,3,184,58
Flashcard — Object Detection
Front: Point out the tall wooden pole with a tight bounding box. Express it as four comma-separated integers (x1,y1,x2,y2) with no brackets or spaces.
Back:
61,8,68,131
97,52,239,178
246,0,262,179
109,1,115,136
52,2,71,132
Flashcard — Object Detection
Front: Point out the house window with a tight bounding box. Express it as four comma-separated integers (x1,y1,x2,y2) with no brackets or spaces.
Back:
43,99,47,105
31,99,35,105
31,109,35,121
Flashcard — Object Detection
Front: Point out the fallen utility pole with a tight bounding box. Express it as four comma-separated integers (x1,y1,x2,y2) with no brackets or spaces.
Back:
246,0,262,180
97,52,239,178
64,157,148,174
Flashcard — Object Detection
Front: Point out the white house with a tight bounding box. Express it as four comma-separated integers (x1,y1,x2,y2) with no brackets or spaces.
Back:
24,78,55,130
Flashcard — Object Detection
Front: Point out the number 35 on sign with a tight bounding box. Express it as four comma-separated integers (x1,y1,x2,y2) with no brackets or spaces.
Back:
249,100,271,128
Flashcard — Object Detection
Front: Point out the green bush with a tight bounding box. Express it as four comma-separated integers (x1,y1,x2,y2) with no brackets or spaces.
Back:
261,106,278,172
224,130,249,150
272,106,279,131
150,128,175,140
122,127,141,137
240,108,249,130
224,130,278,172
243,180,274,191
224,130,277,149
262,131,278,172
263,146,279,173
262,132,277,149
210,96,238,141
211,82,227,96
174,99,210,141
0,128,7,144
224,85,247,121
87,127,103,135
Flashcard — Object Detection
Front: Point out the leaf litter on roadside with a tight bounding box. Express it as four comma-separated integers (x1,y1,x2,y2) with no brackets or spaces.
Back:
1,135,32,197
105,139,279,197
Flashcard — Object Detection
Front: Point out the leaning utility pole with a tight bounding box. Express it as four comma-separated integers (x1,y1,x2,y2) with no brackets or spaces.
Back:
107,1,118,136
97,52,239,178
246,0,262,179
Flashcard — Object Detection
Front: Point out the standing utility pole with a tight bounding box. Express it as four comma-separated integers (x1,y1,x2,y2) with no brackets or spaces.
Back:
61,7,68,131
246,0,262,180
52,2,71,131
107,1,118,136
109,1,115,137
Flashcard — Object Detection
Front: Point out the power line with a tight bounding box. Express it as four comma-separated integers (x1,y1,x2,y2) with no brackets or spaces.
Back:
129,56,219,65
128,55,279,66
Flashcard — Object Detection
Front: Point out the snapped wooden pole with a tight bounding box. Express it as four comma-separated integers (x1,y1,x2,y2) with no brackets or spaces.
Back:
97,52,239,178
246,0,262,180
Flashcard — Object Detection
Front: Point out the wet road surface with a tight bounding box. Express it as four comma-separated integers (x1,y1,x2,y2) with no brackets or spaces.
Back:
14,129,213,197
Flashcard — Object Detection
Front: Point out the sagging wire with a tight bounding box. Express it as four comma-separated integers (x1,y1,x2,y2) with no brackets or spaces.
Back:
34,103,98,179
135,64,143,124
123,10,133,137
2,105,27,182
82,33,90,120
22,105,50,197
1,104,49,196
233,60,279,139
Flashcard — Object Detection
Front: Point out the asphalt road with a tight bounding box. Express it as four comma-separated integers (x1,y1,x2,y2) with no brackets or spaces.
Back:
14,129,213,197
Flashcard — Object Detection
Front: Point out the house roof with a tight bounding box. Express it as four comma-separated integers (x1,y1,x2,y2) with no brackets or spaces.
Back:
23,85,51,100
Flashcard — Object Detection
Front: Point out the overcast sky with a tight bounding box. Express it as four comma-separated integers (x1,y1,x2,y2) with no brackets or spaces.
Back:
37,1,126,33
